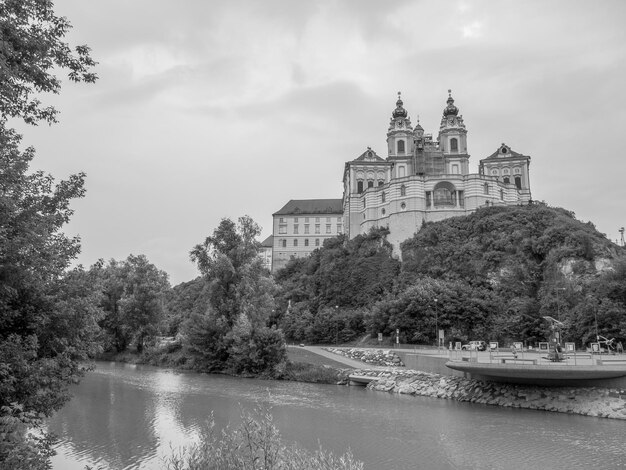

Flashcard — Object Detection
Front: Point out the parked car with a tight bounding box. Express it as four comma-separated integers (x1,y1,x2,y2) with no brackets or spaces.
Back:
461,341,486,351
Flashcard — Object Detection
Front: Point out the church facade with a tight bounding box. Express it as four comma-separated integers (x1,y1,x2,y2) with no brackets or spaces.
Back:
342,91,532,251
270,91,532,272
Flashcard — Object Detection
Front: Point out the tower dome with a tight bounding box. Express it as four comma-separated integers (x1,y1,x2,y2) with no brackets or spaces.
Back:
392,91,408,118
443,89,459,117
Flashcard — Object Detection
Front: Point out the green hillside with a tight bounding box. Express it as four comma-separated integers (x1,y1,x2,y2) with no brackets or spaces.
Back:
275,203,626,347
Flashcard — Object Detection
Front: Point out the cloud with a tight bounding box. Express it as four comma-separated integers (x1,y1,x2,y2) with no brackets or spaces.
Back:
462,21,483,38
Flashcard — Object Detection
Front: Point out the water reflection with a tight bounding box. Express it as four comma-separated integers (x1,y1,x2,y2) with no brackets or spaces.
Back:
48,362,626,470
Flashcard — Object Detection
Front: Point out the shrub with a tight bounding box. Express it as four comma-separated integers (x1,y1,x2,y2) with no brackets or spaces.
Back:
165,407,363,470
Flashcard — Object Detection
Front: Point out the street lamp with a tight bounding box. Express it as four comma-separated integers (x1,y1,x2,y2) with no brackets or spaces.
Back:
335,305,339,345
433,298,438,350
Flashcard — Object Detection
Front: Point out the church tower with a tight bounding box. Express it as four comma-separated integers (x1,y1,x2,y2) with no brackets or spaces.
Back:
437,90,469,175
387,92,415,160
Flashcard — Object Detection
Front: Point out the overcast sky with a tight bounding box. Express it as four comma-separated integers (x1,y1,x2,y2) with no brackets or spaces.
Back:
13,0,626,285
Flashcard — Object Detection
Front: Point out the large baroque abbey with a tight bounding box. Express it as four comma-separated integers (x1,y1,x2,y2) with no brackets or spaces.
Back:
270,91,532,272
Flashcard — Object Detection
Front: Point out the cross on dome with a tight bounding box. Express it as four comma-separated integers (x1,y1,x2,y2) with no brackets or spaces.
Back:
392,91,408,118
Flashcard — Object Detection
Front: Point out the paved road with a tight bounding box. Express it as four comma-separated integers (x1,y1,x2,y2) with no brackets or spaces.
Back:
296,346,397,370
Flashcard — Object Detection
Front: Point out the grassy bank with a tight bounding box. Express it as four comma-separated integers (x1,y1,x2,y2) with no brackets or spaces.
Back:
94,343,352,385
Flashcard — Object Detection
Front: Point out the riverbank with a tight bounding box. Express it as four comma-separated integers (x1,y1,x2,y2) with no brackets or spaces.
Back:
96,346,626,419
94,346,351,384
352,368,626,420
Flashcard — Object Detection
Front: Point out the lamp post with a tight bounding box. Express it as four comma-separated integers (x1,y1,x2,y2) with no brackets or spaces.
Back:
594,302,599,342
433,298,439,351
335,305,339,345
555,287,565,344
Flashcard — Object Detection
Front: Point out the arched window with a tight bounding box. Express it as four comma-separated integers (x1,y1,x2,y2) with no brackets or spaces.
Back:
378,180,384,187
433,181,457,206
503,176,510,184
515,176,522,190
381,192,386,203
400,184,406,197
397,140,405,153
357,181,363,193
368,180,374,189
484,183,489,195
450,138,458,152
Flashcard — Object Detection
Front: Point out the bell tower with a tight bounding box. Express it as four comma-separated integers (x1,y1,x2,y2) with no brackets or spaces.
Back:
387,92,414,160
438,90,469,175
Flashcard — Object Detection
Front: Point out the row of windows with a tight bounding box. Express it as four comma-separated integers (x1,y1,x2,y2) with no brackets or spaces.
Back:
484,183,510,199
357,180,385,193
359,180,518,209
396,138,461,154
490,168,522,176
359,183,407,199
277,238,321,248
485,177,522,191
278,224,342,235
278,216,342,224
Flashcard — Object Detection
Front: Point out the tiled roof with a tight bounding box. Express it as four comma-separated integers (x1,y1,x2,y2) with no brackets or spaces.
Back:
261,235,273,247
273,199,343,216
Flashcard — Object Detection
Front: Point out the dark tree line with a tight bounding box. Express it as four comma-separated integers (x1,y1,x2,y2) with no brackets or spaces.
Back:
1,1,98,466
274,204,626,348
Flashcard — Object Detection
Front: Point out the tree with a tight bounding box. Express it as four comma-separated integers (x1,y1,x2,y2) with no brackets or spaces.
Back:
189,215,269,326
0,0,97,125
184,216,285,374
97,255,170,353
0,124,98,466
1,3,97,465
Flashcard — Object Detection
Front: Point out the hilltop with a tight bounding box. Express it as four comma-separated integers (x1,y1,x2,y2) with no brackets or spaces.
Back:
274,203,626,347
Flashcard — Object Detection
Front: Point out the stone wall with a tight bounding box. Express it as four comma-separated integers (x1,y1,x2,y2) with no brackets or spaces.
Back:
324,347,404,367
354,369,626,420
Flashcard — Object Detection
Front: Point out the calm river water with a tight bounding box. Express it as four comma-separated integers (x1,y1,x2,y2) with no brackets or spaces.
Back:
47,362,625,469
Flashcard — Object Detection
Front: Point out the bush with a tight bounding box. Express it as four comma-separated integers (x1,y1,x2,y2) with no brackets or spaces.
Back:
283,362,344,384
165,407,363,470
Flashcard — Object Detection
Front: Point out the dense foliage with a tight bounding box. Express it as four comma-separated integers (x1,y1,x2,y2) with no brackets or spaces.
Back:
274,228,400,344
397,204,625,346
0,2,97,466
95,255,170,353
0,0,97,125
182,216,287,375
0,127,96,465
274,204,626,348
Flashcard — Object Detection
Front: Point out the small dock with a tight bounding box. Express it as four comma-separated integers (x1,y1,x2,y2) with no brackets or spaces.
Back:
348,374,377,386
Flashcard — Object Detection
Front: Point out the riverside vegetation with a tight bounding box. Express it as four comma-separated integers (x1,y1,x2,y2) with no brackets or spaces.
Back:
3,2,626,469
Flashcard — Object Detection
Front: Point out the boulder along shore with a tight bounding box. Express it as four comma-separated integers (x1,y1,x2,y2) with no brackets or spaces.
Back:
323,348,626,420
351,369,626,420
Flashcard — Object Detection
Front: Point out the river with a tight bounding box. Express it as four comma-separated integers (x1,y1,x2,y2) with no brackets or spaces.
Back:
47,362,625,469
